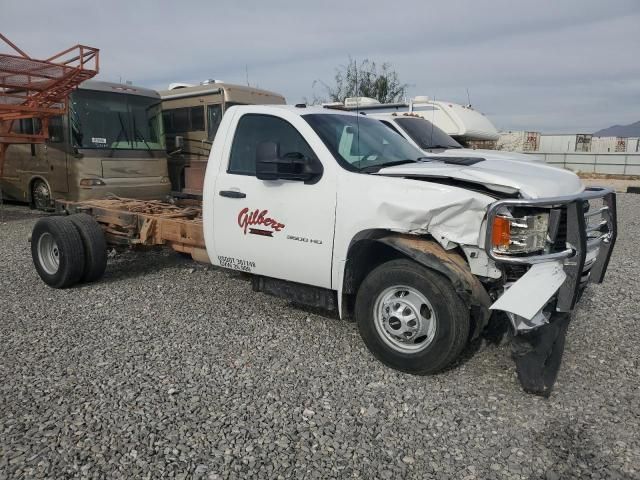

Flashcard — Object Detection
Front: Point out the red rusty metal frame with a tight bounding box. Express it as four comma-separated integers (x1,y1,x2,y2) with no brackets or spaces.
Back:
0,34,99,174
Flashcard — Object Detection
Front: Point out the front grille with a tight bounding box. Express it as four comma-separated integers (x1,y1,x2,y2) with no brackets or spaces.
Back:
551,208,567,252
549,198,610,255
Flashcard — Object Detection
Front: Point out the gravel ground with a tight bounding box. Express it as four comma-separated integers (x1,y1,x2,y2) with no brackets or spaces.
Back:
1,196,639,480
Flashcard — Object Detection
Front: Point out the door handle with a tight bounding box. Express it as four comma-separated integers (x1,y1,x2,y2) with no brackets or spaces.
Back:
219,190,246,199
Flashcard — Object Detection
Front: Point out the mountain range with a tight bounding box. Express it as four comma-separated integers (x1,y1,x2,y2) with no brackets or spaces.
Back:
593,120,640,137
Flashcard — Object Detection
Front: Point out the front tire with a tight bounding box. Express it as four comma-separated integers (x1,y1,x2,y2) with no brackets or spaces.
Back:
356,259,470,374
31,179,51,211
31,217,85,288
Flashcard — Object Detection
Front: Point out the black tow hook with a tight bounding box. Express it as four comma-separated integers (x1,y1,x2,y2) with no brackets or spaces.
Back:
511,313,572,397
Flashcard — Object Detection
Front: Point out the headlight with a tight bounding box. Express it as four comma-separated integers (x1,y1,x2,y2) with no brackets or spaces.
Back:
79,178,106,186
491,211,548,254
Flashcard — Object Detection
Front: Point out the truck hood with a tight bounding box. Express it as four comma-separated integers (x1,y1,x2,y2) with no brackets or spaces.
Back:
376,156,583,199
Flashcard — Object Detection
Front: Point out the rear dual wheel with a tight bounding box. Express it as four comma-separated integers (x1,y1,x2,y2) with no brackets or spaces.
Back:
31,214,107,288
69,214,107,282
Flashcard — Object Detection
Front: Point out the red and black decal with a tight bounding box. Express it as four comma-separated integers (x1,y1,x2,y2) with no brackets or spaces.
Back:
238,208,285,237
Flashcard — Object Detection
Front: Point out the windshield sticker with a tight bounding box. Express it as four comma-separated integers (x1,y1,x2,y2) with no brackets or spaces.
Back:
91,137,107,144
237,208,285,237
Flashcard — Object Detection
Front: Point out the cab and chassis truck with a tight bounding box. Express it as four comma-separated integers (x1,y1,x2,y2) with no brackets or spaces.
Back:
29,105,617,395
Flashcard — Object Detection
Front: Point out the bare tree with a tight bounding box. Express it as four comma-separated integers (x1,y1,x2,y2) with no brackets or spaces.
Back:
314,58,407,104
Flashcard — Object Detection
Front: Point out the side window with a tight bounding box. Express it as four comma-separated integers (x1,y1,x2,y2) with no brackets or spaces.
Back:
172,108,190,133
207,104,223,141
47,116,65,143
163,107,205,134
228,114,316,176
190,106,204,131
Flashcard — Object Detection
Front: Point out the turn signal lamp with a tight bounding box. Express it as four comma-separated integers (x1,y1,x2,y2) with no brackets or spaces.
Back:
79,178,106,187
491,212,549,254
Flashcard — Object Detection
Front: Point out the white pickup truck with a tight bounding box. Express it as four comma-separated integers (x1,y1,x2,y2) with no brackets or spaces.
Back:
371,112,542,163
30,104,617,395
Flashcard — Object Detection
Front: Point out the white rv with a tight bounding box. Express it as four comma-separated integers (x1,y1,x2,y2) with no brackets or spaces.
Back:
371,113,541,163
327,96,500,147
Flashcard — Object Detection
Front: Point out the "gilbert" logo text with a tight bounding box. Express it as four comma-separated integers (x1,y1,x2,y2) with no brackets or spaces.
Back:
237,208,285,237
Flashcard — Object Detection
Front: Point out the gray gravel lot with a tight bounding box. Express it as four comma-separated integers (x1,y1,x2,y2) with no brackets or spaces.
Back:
1,196,639,480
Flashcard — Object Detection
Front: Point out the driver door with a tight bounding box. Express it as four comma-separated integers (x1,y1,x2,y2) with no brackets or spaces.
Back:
212,113,336,289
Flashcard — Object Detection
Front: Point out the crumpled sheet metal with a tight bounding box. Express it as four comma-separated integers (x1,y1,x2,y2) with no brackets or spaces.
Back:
490,261,566,322
379,234,492,338
376,188,492,249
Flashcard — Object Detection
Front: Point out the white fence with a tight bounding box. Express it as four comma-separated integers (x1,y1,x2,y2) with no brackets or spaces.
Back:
525,152,640,176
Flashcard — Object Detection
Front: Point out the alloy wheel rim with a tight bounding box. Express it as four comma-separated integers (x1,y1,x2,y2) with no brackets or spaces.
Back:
373,285,437,353
37,232,60,275
33,183,50,209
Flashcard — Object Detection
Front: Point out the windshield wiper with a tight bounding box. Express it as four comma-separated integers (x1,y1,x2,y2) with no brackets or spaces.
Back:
108,112,131,157
132,116,153,156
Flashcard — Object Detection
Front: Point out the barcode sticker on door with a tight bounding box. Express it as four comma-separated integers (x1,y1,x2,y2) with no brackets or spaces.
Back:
92,137,107,144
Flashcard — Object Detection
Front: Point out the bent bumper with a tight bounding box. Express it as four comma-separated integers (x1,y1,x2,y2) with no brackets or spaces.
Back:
485,187,617,330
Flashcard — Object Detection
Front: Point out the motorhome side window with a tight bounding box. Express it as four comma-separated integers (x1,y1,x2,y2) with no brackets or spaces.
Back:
228,114,315,175
163,106,205,134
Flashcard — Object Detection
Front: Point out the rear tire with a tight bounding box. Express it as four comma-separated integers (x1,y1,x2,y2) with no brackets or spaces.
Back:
69,213,108,282
355,259,470,374
31,216,85,288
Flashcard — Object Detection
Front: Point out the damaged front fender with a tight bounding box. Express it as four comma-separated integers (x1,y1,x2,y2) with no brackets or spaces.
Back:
377,235,492,339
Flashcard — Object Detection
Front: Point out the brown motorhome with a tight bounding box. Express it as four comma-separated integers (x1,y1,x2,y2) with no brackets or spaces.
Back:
159,81,285,194
0,80,171,210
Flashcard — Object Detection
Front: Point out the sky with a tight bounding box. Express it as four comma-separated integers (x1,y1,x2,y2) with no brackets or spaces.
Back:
2,0,639,133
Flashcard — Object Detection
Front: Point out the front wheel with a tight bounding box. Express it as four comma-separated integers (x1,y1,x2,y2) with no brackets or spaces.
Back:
356,259,470,374
31,179,52,211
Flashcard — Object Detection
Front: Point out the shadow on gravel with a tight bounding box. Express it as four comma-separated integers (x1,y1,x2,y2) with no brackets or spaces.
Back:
0,202,49,223
96,249,191,285
95,249,249,287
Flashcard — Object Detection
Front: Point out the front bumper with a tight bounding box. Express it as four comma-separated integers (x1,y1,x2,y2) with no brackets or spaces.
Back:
485,187,617,329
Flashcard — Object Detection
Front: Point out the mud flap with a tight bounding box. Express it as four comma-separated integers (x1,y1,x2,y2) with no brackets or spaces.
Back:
511,313,571,397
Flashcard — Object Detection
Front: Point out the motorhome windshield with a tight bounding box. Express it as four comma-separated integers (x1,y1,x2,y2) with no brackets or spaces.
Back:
70,90,165,150
394,117,462,150
304,113,426,172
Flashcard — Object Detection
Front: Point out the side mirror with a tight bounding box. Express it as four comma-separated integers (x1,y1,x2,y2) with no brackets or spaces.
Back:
256,141,323,183
174,135,184,150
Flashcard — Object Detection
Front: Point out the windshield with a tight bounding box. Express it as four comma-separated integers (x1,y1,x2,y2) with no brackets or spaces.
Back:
394,117,461,149
303,113,426,172
70,90,165,150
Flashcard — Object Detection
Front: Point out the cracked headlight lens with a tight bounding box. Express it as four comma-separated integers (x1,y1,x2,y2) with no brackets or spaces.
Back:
491,212,549,254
